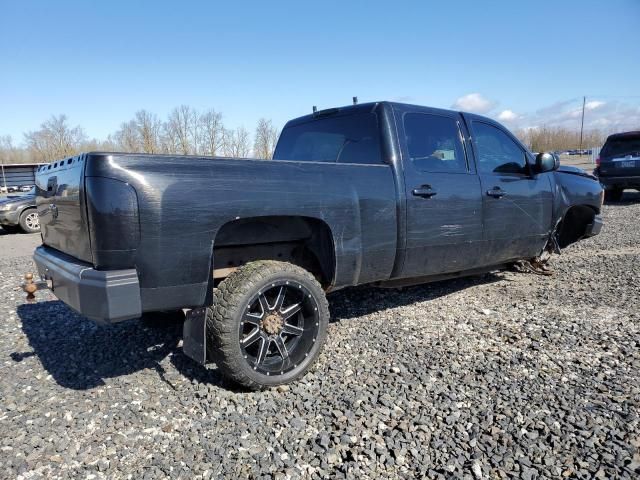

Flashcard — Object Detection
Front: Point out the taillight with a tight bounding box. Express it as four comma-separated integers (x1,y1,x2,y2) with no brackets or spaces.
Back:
85,177,140,269
596,157,601,166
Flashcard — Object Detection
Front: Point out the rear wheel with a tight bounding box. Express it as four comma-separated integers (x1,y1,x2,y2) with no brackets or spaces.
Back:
605,188,623,202
19,209,40,233
208,260,329,390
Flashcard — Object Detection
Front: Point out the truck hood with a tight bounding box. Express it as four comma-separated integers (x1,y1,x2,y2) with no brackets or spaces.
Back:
557,165,597,181
0,194,35,207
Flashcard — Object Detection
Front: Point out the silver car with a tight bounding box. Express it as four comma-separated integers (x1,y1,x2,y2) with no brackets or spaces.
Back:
0,187,40,233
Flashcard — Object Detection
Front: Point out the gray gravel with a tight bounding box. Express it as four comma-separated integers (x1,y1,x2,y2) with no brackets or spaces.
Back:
1,195,639,479
0,228,41,259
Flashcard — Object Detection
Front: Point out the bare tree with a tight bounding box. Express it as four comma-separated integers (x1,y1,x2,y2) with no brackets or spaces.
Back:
514,126,608,152
166,105,199,155
0,135,17,163
135,110,162,153
24,115,87,161
114,120,141,152
160,120,179,154
199,109,225,156
223,126,251,157
101,134,120,152
253,118,279,159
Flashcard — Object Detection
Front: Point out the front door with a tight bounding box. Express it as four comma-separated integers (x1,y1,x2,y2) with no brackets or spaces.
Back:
397,109,484,278
467,118,553,264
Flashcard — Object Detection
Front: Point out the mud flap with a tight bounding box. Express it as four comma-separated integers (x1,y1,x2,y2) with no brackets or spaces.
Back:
183,307,207,365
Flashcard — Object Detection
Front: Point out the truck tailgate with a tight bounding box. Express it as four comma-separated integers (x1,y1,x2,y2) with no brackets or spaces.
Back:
35,155,92,263
598,155,640,177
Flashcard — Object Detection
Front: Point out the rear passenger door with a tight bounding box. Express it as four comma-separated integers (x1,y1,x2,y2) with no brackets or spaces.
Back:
397,109,484,278
467,118,553,264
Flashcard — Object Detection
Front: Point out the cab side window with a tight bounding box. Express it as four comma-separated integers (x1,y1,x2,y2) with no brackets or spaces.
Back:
403,113,468,174
473,122,528,175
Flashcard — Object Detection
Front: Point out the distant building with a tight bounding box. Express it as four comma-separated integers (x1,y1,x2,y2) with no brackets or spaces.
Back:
0,163,48,189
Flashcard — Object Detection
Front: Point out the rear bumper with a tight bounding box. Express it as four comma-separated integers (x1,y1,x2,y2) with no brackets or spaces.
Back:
584,215,603,238
33,245,141,324
598,175,640,189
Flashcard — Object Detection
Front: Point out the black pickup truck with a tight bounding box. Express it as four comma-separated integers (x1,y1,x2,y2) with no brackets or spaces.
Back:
32,101,603,389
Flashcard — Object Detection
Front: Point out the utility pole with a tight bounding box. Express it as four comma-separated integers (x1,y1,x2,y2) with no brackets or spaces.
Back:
579,96,586,153
0,158,7,193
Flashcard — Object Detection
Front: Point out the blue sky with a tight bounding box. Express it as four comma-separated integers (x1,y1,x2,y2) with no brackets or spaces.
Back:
1,0,639,142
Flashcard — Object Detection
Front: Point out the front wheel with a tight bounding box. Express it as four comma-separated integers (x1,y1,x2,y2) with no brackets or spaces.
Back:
19,209,40,233
208,260,329,390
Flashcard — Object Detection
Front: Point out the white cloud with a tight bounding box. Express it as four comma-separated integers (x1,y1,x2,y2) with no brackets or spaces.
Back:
452,93,496,114
585,100,605,110
490,98,640,135
497,110,518,121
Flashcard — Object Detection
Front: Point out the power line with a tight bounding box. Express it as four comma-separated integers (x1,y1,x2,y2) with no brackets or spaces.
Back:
583,94,640,99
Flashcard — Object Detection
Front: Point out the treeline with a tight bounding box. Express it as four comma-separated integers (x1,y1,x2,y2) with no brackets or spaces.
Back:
0,106,279,164
0,107,616,165
514,126,607,153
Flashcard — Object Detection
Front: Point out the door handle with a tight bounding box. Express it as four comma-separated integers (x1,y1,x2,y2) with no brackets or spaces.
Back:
412,185,438,198
486,187,507,198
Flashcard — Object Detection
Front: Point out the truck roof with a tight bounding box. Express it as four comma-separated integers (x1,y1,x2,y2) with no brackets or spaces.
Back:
606,131,640,140
285,102,381,127
285,101,471,127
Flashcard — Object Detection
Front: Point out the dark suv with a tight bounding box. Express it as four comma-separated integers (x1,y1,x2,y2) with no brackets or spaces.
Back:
595,131,640,201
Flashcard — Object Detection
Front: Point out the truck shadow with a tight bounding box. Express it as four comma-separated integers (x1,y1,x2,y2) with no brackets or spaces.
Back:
14,302,222,390
605,191,640,204
329,272,505,322
14,272,505,390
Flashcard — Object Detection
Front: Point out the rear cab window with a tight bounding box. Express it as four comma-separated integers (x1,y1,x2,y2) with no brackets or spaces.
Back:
601,134,640,159
273,113,383,165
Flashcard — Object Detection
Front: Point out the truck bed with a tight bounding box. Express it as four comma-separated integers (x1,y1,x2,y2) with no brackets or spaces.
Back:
35,152,399,313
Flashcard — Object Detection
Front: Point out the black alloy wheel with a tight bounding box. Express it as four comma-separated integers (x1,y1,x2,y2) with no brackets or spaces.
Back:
239,280,320,376
207,260,329,390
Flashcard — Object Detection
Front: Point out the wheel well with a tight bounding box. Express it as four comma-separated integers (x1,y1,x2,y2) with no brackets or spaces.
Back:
19,207,37,223
20,206,35,216
212,216,335,288
556,205,597,248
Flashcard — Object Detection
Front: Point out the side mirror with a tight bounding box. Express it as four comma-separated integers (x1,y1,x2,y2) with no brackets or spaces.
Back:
535,152,559,173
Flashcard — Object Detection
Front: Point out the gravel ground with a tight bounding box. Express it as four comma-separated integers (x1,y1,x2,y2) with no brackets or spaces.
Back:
1,196,639,479
0,228,41,258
